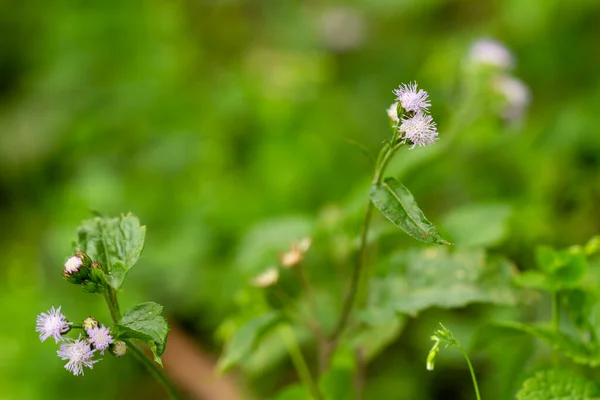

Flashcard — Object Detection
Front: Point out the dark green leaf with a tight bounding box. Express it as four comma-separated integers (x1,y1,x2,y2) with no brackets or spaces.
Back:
114,302,170,366
218,312,282,373
370,177,450,245
77,213,146,290
517,369,600,400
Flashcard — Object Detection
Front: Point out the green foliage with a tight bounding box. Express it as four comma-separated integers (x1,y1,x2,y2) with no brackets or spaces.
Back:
372,247,518,316
76,213,146,290
370,177,450,245
442,203,511,248
516,369,600,400
114,302,170,367
218,312,283,373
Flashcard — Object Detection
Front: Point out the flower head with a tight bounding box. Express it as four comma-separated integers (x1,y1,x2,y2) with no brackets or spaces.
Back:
36,306,71,343
399,112,438,149
468,38,514,69
386,102,400,124
251,267,280,287
111,341,127,357
82,317,98,333
393,82,431,113
57,336,98,376
87,325,113,355
64,255,83,275
492,74,530,121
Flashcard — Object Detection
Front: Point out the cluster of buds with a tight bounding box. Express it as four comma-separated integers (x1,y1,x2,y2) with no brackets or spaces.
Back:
251,238,312,288
467,38,530,122
62,253,107,293
35,308,126,376
387,82,438,149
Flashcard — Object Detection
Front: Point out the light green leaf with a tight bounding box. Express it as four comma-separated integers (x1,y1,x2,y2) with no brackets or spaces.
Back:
114,302,170,366
442,203,511,248
370,177,450,245
517,369,600,400
372,248,518,316
351,311,405,361
218,312,282,373
274,384,310,400
77,213,146,289
495,321,600,366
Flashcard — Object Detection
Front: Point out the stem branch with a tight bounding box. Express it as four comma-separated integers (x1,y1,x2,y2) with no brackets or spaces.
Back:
458,345,482,400
280,326,323,400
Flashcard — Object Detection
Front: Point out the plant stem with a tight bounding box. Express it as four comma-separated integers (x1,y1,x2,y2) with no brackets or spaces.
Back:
329,143,402,344
280,325,323,400
552,292,560,332
103,287,182,400
457,344,482,400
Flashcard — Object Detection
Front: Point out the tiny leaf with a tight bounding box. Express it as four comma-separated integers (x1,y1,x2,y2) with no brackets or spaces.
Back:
370,177,450,245
114,302,170,366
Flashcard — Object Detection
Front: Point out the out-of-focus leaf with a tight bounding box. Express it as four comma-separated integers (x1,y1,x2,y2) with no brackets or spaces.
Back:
495,321,600,366
351,310,406,361
114,302,170,366
370,177,450,245
372,247,518,316
76,213,146,290
442,203,511,248
274,384,310,400
516,369,600,400
524,246,588,291
513,270,554,291
218,312,283,373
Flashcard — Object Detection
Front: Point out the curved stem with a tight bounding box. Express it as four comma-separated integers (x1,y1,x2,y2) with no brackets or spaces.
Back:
103,288,182,400
280,325,323,400
126,340,183,400
458,345,481,400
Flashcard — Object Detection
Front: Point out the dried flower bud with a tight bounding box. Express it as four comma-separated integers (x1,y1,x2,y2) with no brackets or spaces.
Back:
82,317,99,333
251,267,279,287
280,238,312,268
111,341,127,357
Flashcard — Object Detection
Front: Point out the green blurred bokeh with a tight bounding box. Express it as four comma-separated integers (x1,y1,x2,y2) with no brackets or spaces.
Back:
1,0,600,399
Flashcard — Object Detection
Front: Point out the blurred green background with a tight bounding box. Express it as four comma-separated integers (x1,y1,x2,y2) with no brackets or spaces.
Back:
2,0,600,399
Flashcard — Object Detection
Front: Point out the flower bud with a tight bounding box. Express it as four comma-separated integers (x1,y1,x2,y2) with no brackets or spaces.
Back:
82,317,99,333
62,252,92,284
426,339,440,371
251,267,279,287
111,341,127,357
89,261,107,289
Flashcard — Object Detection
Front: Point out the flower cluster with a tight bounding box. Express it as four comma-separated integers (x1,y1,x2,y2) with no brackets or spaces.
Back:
36,306,120,376
62,252,107,294
467,38,530,122
389,82,438,149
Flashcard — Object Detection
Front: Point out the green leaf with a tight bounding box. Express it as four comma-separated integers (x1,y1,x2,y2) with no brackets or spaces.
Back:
372,248,518,316
114,302,170,366
274,384,310,400
442,203,511,248
76,213,146,290
218,312,282,373
495,321,600,366
351,310,405,361
513,270,554,291
517,369,600,400
370,177,450,245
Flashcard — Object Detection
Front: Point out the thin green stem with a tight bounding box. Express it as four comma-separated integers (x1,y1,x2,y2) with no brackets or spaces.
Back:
280,325,323,400
103,287,182,400
457,344,482,400
126,340,183,400
329,142,402,345
552,292,560,332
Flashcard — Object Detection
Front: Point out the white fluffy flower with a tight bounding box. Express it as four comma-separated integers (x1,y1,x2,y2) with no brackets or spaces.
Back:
468,38,514,69
399,112,438,149
64,255,83,274
87,325,114,355
251,267,279,287
492,75,530,120
386,102,400,123
57,336,98,376
36,306,71,343
393,83,431,113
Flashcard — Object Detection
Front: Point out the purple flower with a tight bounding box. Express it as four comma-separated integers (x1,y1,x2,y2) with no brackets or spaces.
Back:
399,112,439,149
87,325,114,355
57,336,98,376
393,82,431,113
36,306,71,343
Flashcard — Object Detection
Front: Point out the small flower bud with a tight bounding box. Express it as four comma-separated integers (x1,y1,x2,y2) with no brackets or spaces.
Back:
82,317,98,333
426,339,440,371
63,252,92,284
251,267,279,287
280,238,312,268
111,341,127,357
